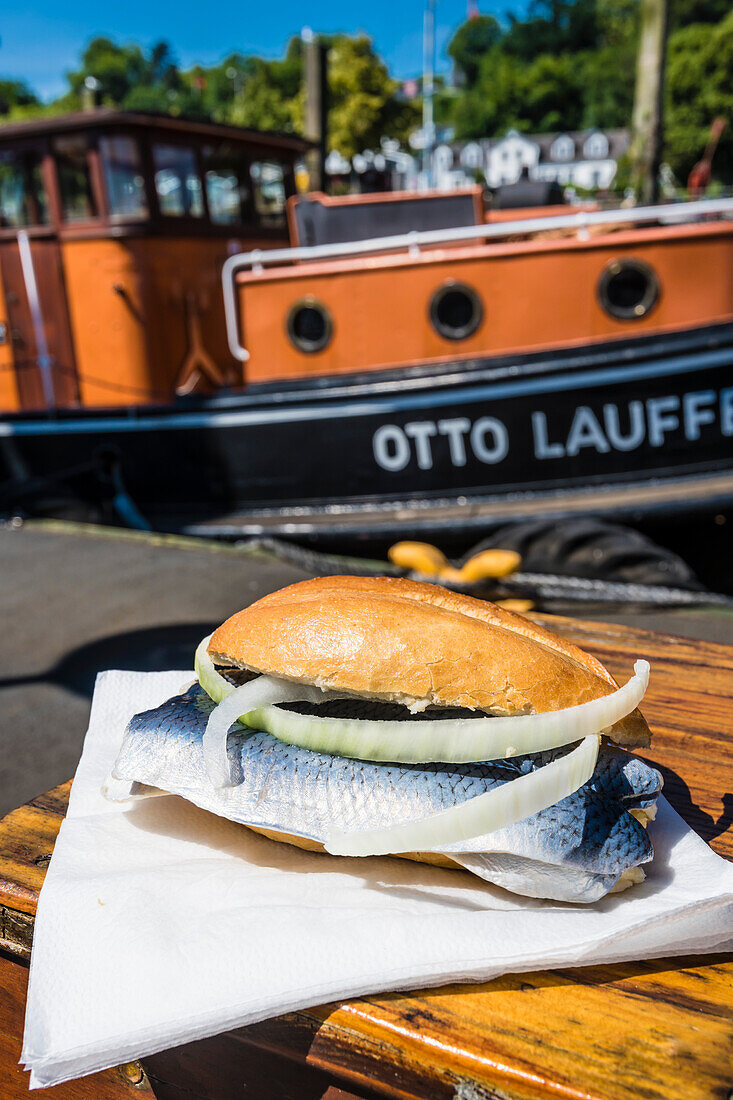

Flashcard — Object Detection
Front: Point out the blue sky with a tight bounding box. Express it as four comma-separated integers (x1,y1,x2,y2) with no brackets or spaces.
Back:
2,1,519,102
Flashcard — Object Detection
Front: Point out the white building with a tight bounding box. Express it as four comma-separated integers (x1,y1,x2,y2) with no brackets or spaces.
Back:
527,130,626,191
443,128,628,192
325,128,628,195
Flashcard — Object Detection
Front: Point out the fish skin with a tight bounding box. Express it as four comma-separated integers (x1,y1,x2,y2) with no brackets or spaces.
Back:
110,687,662,903
452,852,621,904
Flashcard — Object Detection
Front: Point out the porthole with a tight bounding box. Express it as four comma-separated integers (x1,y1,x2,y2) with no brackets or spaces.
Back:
429,281,483,341
598,259,659,321
286,297,333,353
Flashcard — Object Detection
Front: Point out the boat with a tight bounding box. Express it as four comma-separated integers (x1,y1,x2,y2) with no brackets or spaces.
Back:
1,110,732,566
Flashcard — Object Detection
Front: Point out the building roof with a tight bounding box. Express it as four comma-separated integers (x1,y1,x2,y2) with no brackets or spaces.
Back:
530,128,629,162
0,108,310,153
443,128,629,166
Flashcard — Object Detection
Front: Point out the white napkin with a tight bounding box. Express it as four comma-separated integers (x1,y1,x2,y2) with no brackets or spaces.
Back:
22,670,733,1089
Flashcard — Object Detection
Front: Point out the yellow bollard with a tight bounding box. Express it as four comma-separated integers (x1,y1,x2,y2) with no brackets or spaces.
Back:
457,549,521,582
388,542,451,575
388,542,525,593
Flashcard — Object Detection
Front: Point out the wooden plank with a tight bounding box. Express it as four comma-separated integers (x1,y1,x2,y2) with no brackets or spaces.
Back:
0,954,155,1097
0,782,69,960
0,614,732,1100
0,782,70,915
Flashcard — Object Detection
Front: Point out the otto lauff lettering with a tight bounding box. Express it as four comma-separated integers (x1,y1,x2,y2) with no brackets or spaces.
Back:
372,388,733,472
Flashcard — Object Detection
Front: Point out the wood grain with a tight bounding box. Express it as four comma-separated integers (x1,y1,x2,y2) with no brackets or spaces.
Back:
0,782,70,959
0,614,732,1100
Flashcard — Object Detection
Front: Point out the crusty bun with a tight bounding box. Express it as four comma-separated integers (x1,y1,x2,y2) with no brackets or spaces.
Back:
209,575,650,747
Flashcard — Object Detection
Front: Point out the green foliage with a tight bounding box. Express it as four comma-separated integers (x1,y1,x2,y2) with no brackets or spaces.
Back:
665,9,733,179
579,45,636,128
451,49,526,137
447,0,731,183
64,36,205,118
22,30,415,156
0,79,39,116
448,16,503,85
66,37,145,105
227,56,299,132
1,1,731,183
502,0,600,60
325,36,419,157
447,0,629,139
670,0,731,29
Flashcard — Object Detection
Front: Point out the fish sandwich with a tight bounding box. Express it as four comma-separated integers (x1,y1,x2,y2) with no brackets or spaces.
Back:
109,576,662,903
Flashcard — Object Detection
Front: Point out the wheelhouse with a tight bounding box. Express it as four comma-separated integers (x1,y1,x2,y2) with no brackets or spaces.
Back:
0,110,307,411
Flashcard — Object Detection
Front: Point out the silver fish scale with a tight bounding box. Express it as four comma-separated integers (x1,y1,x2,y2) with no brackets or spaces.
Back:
114,687,662,884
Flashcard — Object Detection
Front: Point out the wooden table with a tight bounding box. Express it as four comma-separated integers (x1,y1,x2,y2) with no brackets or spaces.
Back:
1,614,732,1100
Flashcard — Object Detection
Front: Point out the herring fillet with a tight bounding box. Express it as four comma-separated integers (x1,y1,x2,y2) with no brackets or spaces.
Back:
108,687,662,903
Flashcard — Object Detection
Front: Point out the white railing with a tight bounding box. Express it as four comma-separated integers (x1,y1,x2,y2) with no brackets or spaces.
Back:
222,197,733,363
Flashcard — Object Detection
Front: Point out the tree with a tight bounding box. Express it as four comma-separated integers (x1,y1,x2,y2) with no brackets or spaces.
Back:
448,15,502,86
0,80,39,116
503,0,600,60
451,49,527,139
448,0,636,142
4,4,732,188
665,8,733,181
224,57,299,131
521,53,585,131
66,37,148,106
209,37,304,131
293,35,418,158
580,46,636,128
64,36,205,117
670,0,730,28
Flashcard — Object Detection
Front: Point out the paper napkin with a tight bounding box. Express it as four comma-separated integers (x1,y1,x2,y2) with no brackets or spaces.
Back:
22,670,733,1088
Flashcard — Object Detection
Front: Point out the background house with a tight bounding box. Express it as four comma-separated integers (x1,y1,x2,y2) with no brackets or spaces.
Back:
333,128,629,195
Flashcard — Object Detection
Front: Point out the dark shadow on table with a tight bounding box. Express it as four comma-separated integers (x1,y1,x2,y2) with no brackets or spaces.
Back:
640,756,733,847
0,622,217,700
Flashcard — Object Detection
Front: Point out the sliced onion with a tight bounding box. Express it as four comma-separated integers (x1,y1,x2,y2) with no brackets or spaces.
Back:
324,734,600,857
243,661,650,764
203,676,330,788
195,634,234,704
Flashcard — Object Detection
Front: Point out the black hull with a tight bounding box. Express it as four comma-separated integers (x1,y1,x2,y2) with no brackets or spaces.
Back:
3,322,733,546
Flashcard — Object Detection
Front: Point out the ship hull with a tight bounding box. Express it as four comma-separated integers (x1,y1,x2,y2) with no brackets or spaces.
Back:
2,322,733,542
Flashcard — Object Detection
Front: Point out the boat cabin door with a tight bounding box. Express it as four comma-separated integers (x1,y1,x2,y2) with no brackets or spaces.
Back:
0,147,79,410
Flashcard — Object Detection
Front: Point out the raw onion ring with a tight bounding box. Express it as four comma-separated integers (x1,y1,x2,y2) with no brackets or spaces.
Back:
242,661,650,763
324,734,600,856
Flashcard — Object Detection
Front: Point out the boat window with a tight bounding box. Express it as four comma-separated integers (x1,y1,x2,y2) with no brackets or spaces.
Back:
287,297,333,353
250,160,287,228
429,281,483,341
0,149,49,228
54,136,97,222
100,136,148,220
152,143,204,218
598,259,659,320
203,143,252,225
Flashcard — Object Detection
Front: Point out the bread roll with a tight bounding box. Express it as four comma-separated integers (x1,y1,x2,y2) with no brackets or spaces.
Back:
209,576,649,746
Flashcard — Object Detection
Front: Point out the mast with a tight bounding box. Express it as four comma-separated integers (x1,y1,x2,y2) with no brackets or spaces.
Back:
628,0,670,204
422,0,436,188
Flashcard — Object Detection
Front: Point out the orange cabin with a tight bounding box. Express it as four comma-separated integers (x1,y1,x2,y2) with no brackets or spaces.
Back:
0,109,307,412
233,192,733,384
